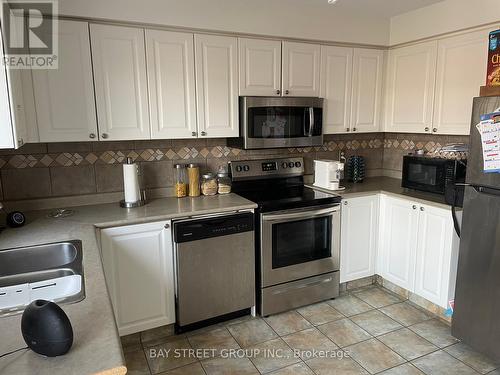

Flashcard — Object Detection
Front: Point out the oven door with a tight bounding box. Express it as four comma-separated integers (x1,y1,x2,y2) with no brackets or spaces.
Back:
260,205,340,287
402,157,447,194
241,96,323,149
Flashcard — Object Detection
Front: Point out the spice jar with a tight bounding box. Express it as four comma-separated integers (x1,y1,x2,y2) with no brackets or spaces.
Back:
201,173,218,196
217,168,232,194
174,164,188,198
187,163,200,197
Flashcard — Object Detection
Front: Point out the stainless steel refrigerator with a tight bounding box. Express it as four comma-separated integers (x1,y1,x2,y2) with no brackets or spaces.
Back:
452,95,500,360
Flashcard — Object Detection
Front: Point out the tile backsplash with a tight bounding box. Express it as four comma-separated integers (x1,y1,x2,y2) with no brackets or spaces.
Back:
0,133,469,203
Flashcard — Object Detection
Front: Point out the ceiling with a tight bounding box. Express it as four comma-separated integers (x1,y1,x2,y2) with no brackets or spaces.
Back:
310,0,445,19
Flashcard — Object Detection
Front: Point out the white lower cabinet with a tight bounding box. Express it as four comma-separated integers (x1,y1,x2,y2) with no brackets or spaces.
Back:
378,195,459,308
100,221,175,336
340,195,379,283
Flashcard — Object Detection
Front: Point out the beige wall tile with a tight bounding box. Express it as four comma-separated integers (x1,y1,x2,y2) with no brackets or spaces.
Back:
50,165,96,196
95,163,124,193
1,168,51,199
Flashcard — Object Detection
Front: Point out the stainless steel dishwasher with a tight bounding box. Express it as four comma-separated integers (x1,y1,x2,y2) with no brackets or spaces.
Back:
173,212,255,332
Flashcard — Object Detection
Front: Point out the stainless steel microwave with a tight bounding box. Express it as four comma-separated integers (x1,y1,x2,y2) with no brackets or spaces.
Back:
228,97,324,149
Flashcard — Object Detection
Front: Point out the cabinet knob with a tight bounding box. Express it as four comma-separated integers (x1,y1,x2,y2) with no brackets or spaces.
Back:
420,206,425,211
344,201,348,205
285,90,289,95
412,205,417,210
17,138,24,146
346,128,350,132
89,133,96,139
164,223,170,229
201,131,207,136
424,127,429,132
101,133,109,139
352,127,357,132
276,89,281,95
191,131,197,137
432,128,438,133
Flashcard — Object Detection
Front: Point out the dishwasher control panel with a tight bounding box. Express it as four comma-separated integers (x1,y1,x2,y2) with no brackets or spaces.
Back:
174,212,254,243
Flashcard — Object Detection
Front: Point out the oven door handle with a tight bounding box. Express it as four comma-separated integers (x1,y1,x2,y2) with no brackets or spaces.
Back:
262,206,339,222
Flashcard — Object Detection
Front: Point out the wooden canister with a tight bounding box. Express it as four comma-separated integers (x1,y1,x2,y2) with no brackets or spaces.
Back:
187,163,200,197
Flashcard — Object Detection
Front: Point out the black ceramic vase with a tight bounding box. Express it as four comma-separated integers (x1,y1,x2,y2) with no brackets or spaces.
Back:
21,300,73,357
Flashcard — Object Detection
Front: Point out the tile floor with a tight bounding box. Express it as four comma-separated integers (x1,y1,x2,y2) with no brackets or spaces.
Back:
121,285,499,375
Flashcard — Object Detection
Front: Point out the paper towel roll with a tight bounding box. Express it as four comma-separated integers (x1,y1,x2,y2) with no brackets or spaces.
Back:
123,163,141,203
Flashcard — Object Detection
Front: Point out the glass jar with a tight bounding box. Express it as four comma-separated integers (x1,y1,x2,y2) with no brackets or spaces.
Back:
201,173,218,196
217,169,232,194
174,164,188,198
187,163,200,197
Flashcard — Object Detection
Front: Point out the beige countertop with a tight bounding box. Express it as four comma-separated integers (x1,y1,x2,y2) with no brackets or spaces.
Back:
307,176,454,210
0,194,257,375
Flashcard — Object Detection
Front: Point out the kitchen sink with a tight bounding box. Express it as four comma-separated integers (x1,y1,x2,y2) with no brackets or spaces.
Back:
0,240,85,317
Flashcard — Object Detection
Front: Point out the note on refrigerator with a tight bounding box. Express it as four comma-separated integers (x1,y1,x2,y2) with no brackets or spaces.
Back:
479,111,500,173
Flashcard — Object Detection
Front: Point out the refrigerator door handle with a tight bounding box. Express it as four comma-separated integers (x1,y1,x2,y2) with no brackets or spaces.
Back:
451,183,472,238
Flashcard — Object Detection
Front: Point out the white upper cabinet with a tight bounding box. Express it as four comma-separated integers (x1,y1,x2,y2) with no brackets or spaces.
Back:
320,46,353,134
433,29,491,135
380,195,419,291
340,195,379,283
385,41,438,134
195,34,238,138
90,24,150,141
282,41,321,97
351,48,384,133
146,30,197,139
33,20,97,142
239,38,281,96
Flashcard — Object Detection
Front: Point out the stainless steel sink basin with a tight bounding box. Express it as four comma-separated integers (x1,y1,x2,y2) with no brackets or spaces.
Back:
0,240,85,317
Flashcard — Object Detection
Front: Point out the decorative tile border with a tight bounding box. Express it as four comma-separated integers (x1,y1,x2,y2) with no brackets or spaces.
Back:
0,135,467,169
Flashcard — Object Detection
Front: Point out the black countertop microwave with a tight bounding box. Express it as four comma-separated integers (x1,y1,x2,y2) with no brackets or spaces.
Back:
402,155,467,195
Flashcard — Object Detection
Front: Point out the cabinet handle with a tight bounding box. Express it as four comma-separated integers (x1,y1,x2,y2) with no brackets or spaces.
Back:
191,131,197,137
164,223,170,229
432,128,438,133
285,90,289,95
424,127,429,132
89,133,96,139
276,89,281,95
412,205,417,210
201,131,207,136
420,206,425,211
101,133,109,139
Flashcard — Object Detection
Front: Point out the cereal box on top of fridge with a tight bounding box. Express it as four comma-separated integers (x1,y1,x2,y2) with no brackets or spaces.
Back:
487,29,500,86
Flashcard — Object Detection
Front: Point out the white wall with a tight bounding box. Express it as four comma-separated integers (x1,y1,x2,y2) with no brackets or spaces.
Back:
390,0,500,45
58,0,391,46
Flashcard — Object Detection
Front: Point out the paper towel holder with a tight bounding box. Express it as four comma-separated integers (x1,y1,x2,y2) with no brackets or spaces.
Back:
120,157,146,208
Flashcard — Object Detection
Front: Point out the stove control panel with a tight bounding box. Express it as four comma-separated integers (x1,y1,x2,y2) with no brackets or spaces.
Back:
230,157,304,181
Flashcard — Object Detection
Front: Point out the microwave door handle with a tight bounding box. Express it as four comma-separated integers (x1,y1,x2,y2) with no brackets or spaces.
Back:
309,107,314,137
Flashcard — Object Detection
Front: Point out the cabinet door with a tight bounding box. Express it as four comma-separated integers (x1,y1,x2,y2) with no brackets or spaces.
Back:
433,29,491,135
146,30,197,139
414,204,455,308
33,20,97,142
320,46,353,134
351,48,384,133
340,195,379,283
282,41,321,97
380,196,419,291
239,38,281,96
100,221,175,336
90,24,150,140
385,41,437,134
195,34,238,138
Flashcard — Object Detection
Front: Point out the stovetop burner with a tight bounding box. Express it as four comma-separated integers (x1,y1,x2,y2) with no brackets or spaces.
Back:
230,157,342,212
